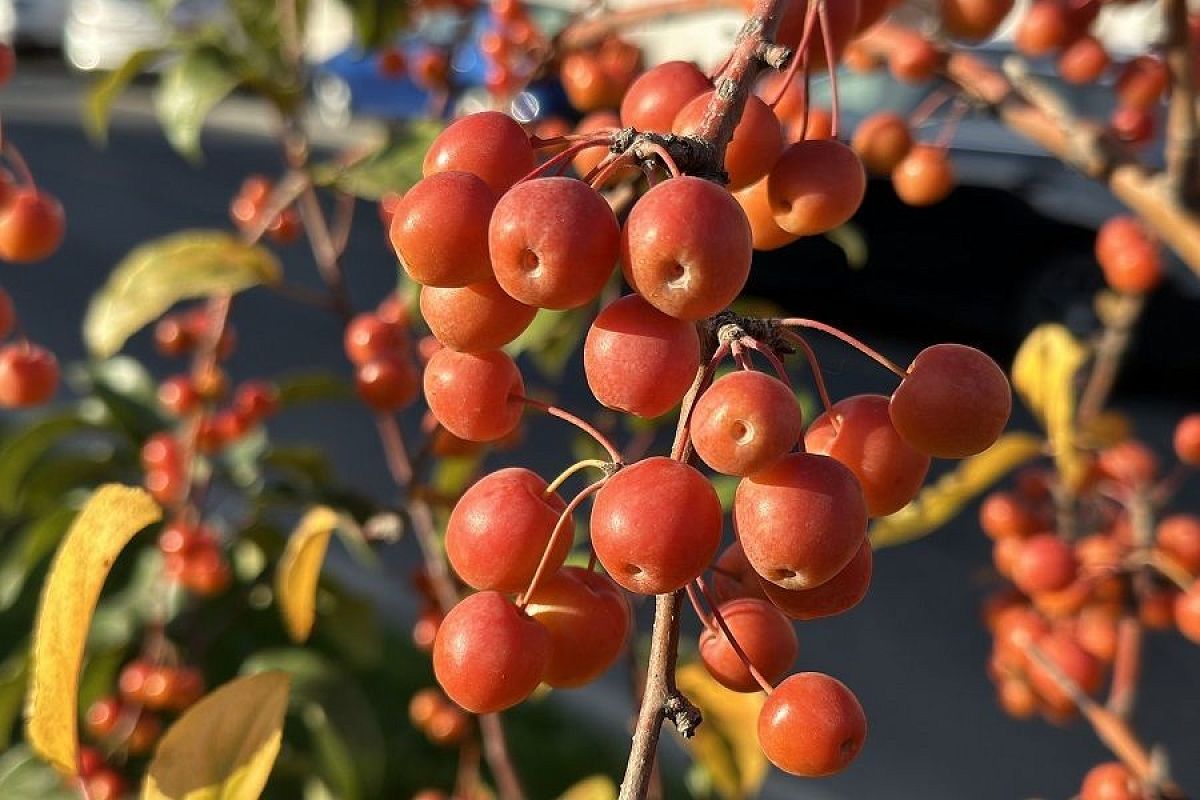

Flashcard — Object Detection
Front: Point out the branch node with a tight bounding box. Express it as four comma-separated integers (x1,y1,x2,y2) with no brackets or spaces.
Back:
663,693,703,738
755,42,792,69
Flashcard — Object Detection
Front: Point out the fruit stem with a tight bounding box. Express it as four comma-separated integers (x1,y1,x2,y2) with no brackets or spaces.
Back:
589,151,639,190
695,576,775,693
816,0,841,139
778,329,839,432
731,338,753,370
766,0,815,111
1105,616,1142,719
518,137,612,183
543,458,613,496
1162,0,1200,208
516,395,624,464
670,339,732,462
1,140,36,188
517,478,607,609
739,334,790,386
777,317,909,378
908,87,954,129
640,141,683,179
685,582,716,632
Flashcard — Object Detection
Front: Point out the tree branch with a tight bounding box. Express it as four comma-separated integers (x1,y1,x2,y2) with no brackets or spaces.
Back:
1163,0,1200,207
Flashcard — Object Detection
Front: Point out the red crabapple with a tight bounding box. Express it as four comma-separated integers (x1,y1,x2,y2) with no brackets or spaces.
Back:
1173,413,1200,465
420,281,536,353
0,342,58,407
892,145,956,207
672,92,783,190
422,111,535,194
525,566,631,687
423,348,524,442
620,60,711,133
851,112,913,176
692,370,803,476
767,140,866,237
0,189,65,263
1011,534,1078,595
759,540,873,620
390,172,496,287
700,597,798,692
758,672,867,776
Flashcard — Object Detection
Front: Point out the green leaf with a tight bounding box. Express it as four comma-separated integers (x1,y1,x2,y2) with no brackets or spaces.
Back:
825,222,869,269
276,372,353,407
0,509,75,611
0,415,96,515
868,433,1046,548
83,230,281,358
340,0,408,49
505,308,589,379
84,48,163,144
0,746,78,800
71,357,165,440
316,122,443,200
0,650,28,750
153,46,241,160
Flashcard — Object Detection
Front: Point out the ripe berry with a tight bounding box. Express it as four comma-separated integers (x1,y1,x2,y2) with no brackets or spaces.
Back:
118,659,154,703
1156,514,1200,575
888,343,1011,458
489,177,620,309
344,313,406,365
978,492,1040,539
1058,35,1109,84
158,375,199,416
1116,56,1169,109
621,176,752,320
758,673,867,777
84,770,126,800
356,356,420,411
409,687,445,729
413,607,442,652
85,696,122,739
1095,216,1161,294
767,140,866,237
734,452,868,590
888,33,940,83
432,591,550,713
423,349,524,442
1080,762,1145,800
0,342,58,407
1027,630,1103,715
759,541,873,620
1015,0,1072,56
851,112,913,176
377,46,407,78
692,370,802,476
1011,534,1078,595
412,49,449,90
940,0,1015,41
445,468,570,593
805,394,931,516
0,189,65,262
1110,105,1155,146
619,60,711,132
583,293,701,418
426,704,472,747
1097,440,1158,486
590,457,722,594
234,380,280,420
420,281,536,352
1174,413,1200,465
734,178,799,251
1175,581,1200,643
672,92,783,190
699,598,798,692
892,145,955,206
525,567,631,687
422,111,535,195
711,541,769,602
390,172,496,288
126,711,162,754
572,111,623,178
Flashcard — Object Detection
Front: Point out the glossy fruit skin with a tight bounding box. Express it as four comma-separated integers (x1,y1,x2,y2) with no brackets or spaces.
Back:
422,111,535,195
734,452,868,590
432,591,549,713
851,112,913,176
1095,216,1161,294
940,0,1015,41
590,457,722,594
1012,534,1078,595
344,313,406,365
888,33,940,83
699,597,798,692
758,672,867,777
889,343,1011,458
673,92,782,190
572,111,624,177
1173,413,1200,465
0,190,65,262
711,541,769,602
734,178,799,251
356,356,420,411
620,61,711,132
805,394,931,516
621,176,753,320
446,468,570,593
525,567,631,687
759,0,860,64
423,348,524,442
692,370,802,476
1028,630,1103,715
767,140,866,237
390,171,496,288
420,281,535,352
583,293,701,418
892,145,955,206
759,540,873,620
0,343,58,407
1155,514,1200,575
1058,35,1109,84
1116,56,1169,109
489,177,620,309
979,492,1040,539
1015,0,1072,56
1175,581,1200,643
1080,762,1144,800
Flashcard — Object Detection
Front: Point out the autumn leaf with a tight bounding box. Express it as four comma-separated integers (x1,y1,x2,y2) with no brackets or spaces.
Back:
558,774,617,800
1011,323,1090,489
25,485,161,775
276,507,341,642
675,663,767,800
142,671,291,800
869,433,1045,548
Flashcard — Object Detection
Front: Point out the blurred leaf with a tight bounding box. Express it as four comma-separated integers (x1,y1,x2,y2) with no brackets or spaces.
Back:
0,650,28,750
869,433,1045,548
153,46,240,160
23,452,129,517
262,446,333,488
315,587,382,668
276,372,353,407
84,48,163,144
675,663,767,800
711,475,739,512
1012,324,1089,490
73,357,165,440
222,427,270,489
0,746,78,800
558,775,618,800
0,415,95,515
77,648,126,718
143,671,291,800
506,308,588,378
825,222,868,269
84,230,281,358
339,0,408,49
1080,410,1132,448
26,485,161,776
0,508,74,611
301,702,361,800
316,122,443,200
276,507,340,643
430,455,481,499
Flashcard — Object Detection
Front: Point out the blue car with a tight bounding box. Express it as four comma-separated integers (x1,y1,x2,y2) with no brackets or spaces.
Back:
311,5,575,127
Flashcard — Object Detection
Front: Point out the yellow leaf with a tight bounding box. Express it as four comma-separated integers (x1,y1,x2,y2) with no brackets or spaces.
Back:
276,507,341,642
869,433,1045,548
674,663,766,800
558,775,617,800
83,230,282,359
25,485,161,775
142,671,291,800
1011,324,1090,489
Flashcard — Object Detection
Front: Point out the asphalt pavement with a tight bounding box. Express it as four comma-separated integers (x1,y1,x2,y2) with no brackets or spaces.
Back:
2,56,1199,800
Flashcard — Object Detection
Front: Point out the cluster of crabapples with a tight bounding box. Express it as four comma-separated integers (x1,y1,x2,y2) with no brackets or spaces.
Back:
0,286,59,408
229,174,302,245
982,413,1200,737
386,104,1013,777
78,657,207,800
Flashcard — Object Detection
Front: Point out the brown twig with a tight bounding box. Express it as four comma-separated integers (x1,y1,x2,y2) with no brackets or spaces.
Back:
1162,0,1200,208
1077,293,1145,429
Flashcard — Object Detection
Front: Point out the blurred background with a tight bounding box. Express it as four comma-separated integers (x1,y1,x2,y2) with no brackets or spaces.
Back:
2,0,1200,798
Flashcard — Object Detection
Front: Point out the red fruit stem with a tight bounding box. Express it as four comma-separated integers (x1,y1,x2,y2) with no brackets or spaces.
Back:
777,317,909,378
670,338,732,462
816,1,841,139
1,140,36,188
766,0,817,111
933,98,969,151
739,334,791,386
907,87,954,129
517,136,612,183
376,414,414,485
641,141,683,179
695,576,775,693
731,338,753,370
590,151,639,189
685,581,715,631
778,329,840,431
530,131,618,149
515,394,624,464
517,478,607,609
